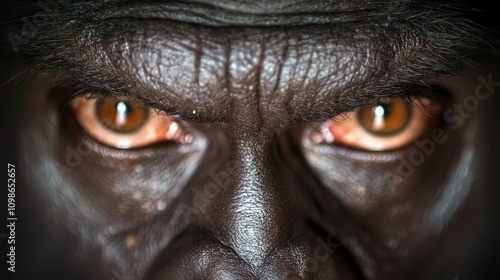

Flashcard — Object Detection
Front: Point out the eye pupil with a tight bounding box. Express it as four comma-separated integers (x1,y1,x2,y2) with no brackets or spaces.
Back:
373,103,391,118
96,97,149,133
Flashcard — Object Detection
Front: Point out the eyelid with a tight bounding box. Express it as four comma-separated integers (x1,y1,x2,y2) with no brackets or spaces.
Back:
64,84,182,118
311,95,443,152
69,95,191,149
63,81,448,124
352,86,447,114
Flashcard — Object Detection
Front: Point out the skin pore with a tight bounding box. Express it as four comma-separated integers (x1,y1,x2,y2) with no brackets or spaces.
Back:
1,0,499,279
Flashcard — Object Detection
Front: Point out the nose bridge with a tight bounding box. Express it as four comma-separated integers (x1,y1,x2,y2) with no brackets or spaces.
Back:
145,132,364,279
205,133,304,268
231,141,270,263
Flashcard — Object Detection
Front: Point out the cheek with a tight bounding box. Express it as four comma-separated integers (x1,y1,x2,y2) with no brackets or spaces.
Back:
298,115,477,262
301,124,463,214
53,139,202,220
17,79,208,240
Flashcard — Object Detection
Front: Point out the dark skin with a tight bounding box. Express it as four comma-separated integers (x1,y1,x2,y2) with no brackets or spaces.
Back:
1,0,500,279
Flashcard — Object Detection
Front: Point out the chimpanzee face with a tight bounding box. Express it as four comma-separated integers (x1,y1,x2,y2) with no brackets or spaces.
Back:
1,0,499,279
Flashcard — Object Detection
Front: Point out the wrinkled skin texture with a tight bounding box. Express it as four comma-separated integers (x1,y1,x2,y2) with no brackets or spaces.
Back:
1,0,499,279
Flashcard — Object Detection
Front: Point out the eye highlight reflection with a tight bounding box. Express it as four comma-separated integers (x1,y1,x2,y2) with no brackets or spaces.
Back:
95,97,150,133
312,97,442,151
70,95,192,149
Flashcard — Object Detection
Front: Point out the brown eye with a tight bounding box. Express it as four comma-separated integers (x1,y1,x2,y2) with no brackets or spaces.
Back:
70,95,191,149
358,99,411,136
312,97,442,151
96,97,149,133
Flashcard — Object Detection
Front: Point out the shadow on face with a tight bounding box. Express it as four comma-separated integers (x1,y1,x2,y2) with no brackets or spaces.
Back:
1,0,500,279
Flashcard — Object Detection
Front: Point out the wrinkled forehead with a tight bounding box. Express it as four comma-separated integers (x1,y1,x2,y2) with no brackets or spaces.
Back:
4,0,496,128
100,0,392,12
86,0,451,27
99,0,451,11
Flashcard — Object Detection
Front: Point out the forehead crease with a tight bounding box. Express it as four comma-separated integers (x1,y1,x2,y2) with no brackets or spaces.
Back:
95,23,387,114
24,0,489,122
94,0,396,27
106,0,389,13
171,0,383,12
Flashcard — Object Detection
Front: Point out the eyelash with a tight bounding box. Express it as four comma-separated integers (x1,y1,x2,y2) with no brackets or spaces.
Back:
61,82,446,126
327,91,437,124
66,88,184,122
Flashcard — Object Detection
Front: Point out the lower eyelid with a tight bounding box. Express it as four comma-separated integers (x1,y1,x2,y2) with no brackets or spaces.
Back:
69,96,192,149
310,97,443,152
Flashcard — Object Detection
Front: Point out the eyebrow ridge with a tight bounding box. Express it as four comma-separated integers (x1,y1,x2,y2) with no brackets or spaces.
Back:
4,1,499,120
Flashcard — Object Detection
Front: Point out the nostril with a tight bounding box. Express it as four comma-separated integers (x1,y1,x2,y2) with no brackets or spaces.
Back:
143,226,364,280
259,235,363,280
143,227,257,280
256,222,365,280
